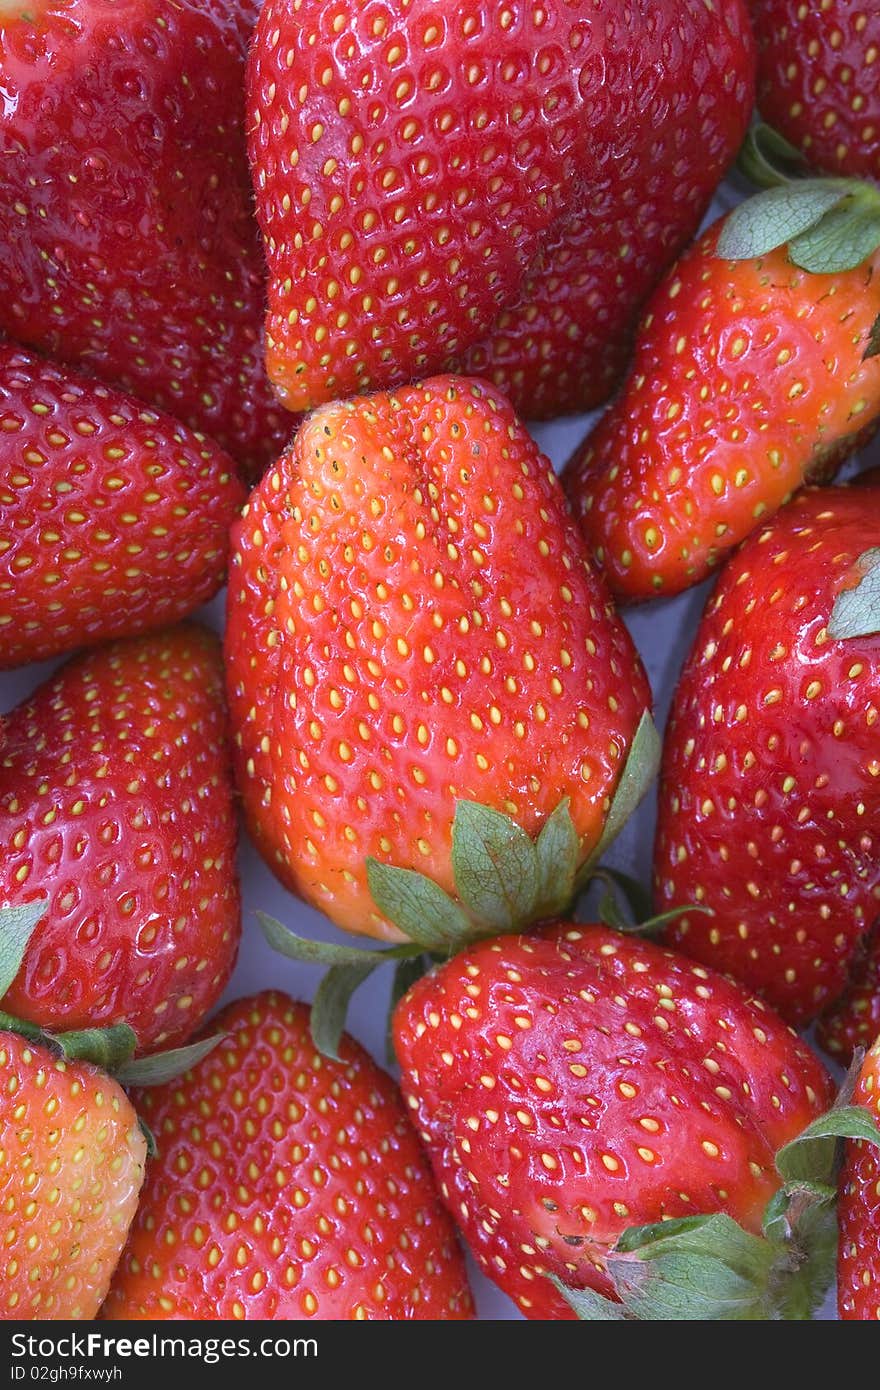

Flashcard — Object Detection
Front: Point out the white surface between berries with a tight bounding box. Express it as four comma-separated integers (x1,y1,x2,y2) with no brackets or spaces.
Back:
0,181,858,1321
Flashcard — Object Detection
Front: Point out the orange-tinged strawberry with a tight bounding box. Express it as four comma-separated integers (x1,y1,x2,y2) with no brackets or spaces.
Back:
102,990,473,1320
0,343,246,669
226,376,652,943
0,624,240,1052
248,0,754,418
0,1029,146,1320
564,212,880,601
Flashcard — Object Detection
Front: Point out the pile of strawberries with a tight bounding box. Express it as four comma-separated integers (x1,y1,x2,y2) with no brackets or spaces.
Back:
3,0,880,1323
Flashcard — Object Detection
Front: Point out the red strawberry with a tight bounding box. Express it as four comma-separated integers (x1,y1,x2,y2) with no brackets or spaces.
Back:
1,1027,147,1320
0,0,290,478
392,921,834,1319
102,990,473,1320
0,623,240,1052
247,0,754,418
226,375,652,944
564,207,880,601
0,343,246,669
655,480,880,1026
752,0,880,181
838,1034,880,1318
817,930,880,1065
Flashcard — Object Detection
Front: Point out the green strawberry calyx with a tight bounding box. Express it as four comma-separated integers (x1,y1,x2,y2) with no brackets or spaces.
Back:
0,898,221,1084
718,122,880,308
553,1060,880,1321
259,711,662,1058
828,548,880,640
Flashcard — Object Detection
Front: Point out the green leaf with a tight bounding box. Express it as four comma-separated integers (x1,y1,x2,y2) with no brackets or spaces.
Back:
596,882,633,933
788,192,880,273
828,549,880,640
776,1103,880,1186
613,1213,716,1255
716,180,856,261
611,1206,833,1320
533,799,580,917
0,1008,47,1046
139,1117,158,1160
386,953,430,1066
115,1034,224,1088
450,801,539,931
587,867,654,925
548,1276,629,1320
53,1024,138,1071
737,122,810,190
578,712,661,882
635,903,715,937
310,960,378,1061
0,898,49,1000
761,1181,834,1243
366,861,473,951
593,889,712,938
864,313,880,361
257,911,397,966
607,1213,782,1320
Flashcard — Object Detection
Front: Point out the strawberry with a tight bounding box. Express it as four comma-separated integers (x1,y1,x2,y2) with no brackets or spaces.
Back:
247,0,754,418
391,920,836,1320
0,623,240,1052
226,375,654,945
0,1024,147,1320
563,198,880,601
0,0,290,478
0,343,246,669
838,1035,880,1318
102,989,474,1320
817,930,880,1065
752,0,880,181
654,479,880,1027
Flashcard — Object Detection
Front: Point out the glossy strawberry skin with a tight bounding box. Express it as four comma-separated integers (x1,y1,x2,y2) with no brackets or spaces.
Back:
564,223,880,601
225,375,650,941
0,624,240,1052
838,1035,880,1318
0,343,246,669
753,0,880,181
248,0,754,418
1,1030,146,1320
817,930,880,1065
102,991,474,1321
392,921,833,1320
655,482,880,1026
0,0,290,478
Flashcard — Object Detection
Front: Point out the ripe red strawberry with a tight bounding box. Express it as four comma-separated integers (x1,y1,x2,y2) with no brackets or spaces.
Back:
0,0,290,478
392,921,834,1319
838,1034,880,1318
248,0,754,419
226,375,652,944
752,0,880,181
655,480,880,1026
0,343,246,669
1,1028,147,1320
0,624,240,1052
102,990,473,1320
817,931,880,1065
564,210,880,601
